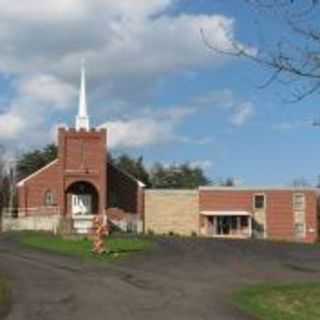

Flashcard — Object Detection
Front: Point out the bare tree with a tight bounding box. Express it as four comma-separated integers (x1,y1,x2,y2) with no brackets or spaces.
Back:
201,0,320,101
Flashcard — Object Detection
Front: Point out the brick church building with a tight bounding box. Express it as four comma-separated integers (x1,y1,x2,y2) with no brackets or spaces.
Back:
16,64,144,234
8,65,319,243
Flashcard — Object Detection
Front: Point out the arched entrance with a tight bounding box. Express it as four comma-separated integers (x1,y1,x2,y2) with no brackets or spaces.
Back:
66,181,99,216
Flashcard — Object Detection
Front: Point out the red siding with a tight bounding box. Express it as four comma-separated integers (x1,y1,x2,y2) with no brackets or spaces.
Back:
200,191,253,212
266,191,294,241
200,189,319,243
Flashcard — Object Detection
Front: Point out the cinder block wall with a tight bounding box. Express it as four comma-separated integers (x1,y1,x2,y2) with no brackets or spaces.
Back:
144,190,199,236
2,215,61,233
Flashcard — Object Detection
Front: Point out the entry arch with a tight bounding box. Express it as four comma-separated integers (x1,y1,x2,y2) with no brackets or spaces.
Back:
65,180,99,216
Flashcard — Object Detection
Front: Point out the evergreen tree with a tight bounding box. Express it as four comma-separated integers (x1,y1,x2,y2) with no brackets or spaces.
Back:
15,145,211,189
16,144,58,181
113,154,151,187
150,162,210,189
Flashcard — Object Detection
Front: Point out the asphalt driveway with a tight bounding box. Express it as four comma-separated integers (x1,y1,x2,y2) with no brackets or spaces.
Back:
0,234,320,320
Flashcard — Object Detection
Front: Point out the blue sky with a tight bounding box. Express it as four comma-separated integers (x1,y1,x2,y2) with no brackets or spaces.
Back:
0,0,319,186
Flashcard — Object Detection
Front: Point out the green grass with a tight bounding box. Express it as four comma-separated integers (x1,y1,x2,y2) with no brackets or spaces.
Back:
19,232,153,262
233,283,320,320
0,276,10,318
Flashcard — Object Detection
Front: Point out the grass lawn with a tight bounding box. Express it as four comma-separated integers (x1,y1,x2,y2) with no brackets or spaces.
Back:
233,283,320,320
19,232,153,262
0,276,10,318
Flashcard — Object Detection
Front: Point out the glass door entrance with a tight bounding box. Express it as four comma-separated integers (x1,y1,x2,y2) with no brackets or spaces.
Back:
217,216,235,235
204,215,251,238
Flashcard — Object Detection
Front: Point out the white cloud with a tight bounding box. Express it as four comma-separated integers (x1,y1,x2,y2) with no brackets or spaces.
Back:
229,102,255,127
0,0,86,20
98,106,209,149
0,74,77,143
0,1,243,91
0,0,171,21
18,74,77,108
100,118,174,149
0,0,250,148
0,111,26,139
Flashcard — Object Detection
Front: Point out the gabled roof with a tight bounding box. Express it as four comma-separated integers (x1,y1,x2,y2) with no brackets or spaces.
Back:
107,162,146,188
16,159,59,187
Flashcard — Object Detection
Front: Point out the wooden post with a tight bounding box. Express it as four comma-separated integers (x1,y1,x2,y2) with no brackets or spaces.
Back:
249,216,253,238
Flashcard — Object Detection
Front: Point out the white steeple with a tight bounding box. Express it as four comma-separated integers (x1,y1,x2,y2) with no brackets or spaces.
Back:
76,59,90,130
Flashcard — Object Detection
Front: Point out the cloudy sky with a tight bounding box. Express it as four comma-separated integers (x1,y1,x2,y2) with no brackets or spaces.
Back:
0,0,319,185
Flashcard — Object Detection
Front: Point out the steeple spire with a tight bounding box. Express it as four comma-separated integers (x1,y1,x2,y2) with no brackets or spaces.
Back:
76,59,90,130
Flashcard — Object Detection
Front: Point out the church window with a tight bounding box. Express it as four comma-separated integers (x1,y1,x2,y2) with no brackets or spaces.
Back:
44,190,55,206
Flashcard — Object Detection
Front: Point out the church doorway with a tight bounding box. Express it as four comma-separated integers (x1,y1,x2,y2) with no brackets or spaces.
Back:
66,181,99,234
66,181,99,216
72,194,92,215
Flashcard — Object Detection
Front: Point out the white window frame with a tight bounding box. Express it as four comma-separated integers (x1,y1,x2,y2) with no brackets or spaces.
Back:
253,193,266,210
293,193,306,211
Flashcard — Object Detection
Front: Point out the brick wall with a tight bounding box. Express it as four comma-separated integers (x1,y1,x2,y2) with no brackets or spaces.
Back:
199,188,319,243
200,190,253,211
17,160,60,215
266,190,319,243
305,191,319,243
266,191,294,241
59,128,107,216
145,190,199,236
17,127,108,217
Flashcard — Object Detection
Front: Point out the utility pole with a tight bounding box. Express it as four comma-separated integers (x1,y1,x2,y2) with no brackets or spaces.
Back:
8,159,17,216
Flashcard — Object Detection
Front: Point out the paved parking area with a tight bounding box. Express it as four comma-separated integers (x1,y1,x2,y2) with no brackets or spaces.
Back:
0,234,320,320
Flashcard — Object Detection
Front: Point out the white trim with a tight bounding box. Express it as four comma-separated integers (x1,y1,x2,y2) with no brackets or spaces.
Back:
137,180,146,188
201,210,252,216
17,159,58,187
199,186,320,192
292,193,306,211
146,189,198,194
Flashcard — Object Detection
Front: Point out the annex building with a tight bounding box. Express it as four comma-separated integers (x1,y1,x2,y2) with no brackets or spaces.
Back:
2,66,319,243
